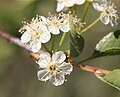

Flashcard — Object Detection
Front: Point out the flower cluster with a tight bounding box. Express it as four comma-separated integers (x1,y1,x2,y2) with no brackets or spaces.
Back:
19,12,82,86
56,0,119,26
19,13,70,53
19,16,51,52
46,12,70,35
36,51,73,86
19,0,119,87
93,0,119,26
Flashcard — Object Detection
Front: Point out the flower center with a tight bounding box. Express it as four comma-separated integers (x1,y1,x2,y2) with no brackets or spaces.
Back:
28,23,42,38
52,19,61,27
49,65,56,71
48,64,58,75
105,8,110,14
35,31,41,38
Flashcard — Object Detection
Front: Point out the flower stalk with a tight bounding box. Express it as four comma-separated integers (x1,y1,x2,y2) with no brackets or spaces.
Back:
80,17,100,34
81,1,90,22
59,32,67,49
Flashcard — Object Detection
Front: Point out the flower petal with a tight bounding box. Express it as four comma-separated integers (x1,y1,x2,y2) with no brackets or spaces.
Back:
36,52,51,68
40,31,51,43
100,13,110,25
21,31,31,43
75,0,85,5
109,16,118,27
93,2,104,11
65,0,75,7
59,24,70,32
52,51,66,64
59,62,73,75
56,2,65,12
40,16,48,25
30,40,41,52
93,0,108,11
48,26,60,35
37,70,51,82
50,73,65,86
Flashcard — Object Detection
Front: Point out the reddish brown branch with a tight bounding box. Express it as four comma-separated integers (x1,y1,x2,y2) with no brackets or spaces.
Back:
0,31,31,51
79,64,111,74
69,59,111,74
0,30,111,74
0,31,44,56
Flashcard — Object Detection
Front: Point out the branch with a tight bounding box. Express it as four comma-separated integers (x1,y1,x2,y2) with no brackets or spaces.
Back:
69,60,111,74
79,64,111,74
0,31,44,59
0,30,111,74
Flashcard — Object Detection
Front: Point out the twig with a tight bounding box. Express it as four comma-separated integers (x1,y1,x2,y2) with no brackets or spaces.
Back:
0,30,111,74
69,59,111,74
0,31,44,57
79,64,111,74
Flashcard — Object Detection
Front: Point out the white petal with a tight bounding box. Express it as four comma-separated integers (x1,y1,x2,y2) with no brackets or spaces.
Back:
50,73,65,86
37,70,51,81
93,0,108,11
48,26,60,35
40,16,47,24
56,2,65,12
59,24,70,32
30,40,41,52
52,51,66,64
59,62,73,75
100,13,110,25
93,3,104,11
109,6,117,14
75,0,85,5
40,32,51,43
65,1,75,7
25,26,33,32
109,16,118,27
36,53,51,68
21,31,31,43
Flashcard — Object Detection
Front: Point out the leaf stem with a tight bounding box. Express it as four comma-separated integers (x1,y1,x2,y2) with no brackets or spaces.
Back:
78,57,92,63
80,17,100,34
59,32,67,49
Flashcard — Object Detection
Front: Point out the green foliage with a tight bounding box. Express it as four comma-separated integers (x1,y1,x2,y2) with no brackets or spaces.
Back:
70,33,84,59
95,69,120,90
91,30,120,58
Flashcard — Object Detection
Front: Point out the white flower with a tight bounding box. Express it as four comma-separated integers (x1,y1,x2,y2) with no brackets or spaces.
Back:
56,0,85,12
93,0,119,26
46,12,70,35
19,16,51,52
36,51,73,86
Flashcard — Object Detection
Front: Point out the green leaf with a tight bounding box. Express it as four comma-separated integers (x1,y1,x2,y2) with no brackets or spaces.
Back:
91,30,120,58
95,69,120,90
70,33,84,59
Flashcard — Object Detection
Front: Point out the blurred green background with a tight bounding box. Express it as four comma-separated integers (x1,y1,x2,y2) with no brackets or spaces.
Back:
0,0,120,97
